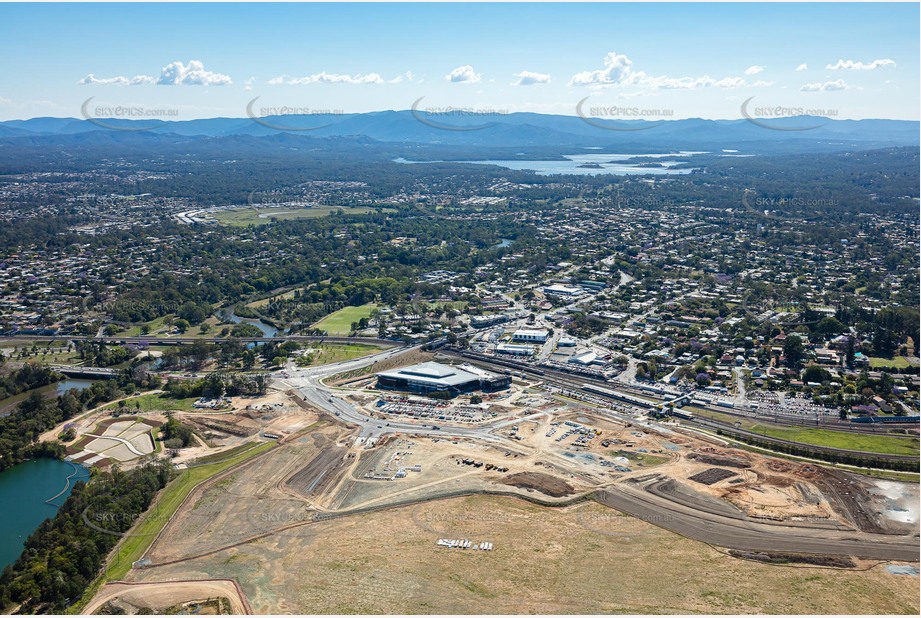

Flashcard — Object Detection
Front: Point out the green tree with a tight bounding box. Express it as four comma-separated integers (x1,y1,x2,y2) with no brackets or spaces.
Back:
783,334,805,368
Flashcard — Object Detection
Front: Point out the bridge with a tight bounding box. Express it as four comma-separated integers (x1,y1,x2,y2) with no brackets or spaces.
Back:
52,365,119,379
4,335,401,347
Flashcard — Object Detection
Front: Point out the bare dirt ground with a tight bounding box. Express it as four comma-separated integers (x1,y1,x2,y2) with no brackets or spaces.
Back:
84,579,249,615
499,471,574,497
146,422,348,563
102,384,919,615
126,495,920,614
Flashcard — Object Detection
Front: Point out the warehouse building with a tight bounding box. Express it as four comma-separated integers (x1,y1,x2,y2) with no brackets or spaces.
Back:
512,328,549,343
376,361,510,395
496,343,535,356
543,284,585,298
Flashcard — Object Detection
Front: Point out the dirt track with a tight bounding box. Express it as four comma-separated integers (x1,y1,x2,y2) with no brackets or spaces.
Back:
84,579,250,614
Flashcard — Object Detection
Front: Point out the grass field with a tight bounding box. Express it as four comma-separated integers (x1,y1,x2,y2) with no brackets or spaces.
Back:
749,424,920,456
869,356,916,369
611,450,672,467
213,206,383,227
311,303,378,335
103,393,199,413
302,342,384,366
73,441,275,612
122,315,173,337
685,406,918,456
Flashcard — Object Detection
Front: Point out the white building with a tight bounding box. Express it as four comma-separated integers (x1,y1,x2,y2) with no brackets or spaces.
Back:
496,343,535,356
512,328,549,343
543,284,585,298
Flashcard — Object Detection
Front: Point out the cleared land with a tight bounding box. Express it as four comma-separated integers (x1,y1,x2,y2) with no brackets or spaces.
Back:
85,580,247,615
126,494,920,614
311,303,378,336
214,206,381,227
102,442,276,582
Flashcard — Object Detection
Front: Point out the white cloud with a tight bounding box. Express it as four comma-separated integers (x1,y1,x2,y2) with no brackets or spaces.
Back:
388,71,415,84
825,58,896,70
752,80,775,87
78,74,156,86
569,51,633,86
512,70,551,86
569,51,755,90
744,65,765,75
796,63,808,71
800,79,849,92
445,65,481,83
79,60,231,87
269,72,385,85
714,77,747,89
157,60,232,86
243,77,256,91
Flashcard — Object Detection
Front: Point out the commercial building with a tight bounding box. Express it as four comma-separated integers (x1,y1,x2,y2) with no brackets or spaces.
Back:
512,328,549,343
543,284,585,298
496,343,535,356
376,361,510,395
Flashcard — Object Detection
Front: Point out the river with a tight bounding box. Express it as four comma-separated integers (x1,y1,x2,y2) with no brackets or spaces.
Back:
227,312,279,337
0,458,90,569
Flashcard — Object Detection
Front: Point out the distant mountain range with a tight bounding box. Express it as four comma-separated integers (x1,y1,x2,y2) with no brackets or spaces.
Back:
0,111,917,154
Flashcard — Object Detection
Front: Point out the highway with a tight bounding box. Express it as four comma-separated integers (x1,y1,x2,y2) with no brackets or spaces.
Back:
275,345,512,443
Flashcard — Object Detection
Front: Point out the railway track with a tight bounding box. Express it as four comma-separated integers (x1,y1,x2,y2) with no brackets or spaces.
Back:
441,349,919,464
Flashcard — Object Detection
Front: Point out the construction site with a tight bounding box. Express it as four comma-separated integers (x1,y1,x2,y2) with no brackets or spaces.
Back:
85,350,920,614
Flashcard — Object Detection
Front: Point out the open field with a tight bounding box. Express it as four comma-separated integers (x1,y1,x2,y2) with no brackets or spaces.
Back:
72,440,277,613
105,442,276,581
869,356,916,369
127,494,920,614
686,406,918,456
104,393,200,413
749,424,920,456
311,303,378,336
214,206,383,227
301,342,385,366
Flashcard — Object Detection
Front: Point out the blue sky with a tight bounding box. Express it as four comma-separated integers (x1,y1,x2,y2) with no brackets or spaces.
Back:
0,2,917,121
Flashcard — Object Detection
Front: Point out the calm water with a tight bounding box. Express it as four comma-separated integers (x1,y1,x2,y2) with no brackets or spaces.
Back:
227,312,279,337
0,458,90,569
394,152,702,176
56,379,96,395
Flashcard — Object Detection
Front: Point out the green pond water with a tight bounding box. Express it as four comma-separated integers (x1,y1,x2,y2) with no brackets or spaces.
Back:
0,458,90,569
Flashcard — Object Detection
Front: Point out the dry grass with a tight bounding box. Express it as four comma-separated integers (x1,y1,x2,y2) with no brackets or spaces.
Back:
131,494,920,614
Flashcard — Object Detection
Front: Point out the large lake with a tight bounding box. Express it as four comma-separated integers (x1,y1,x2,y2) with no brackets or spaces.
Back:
0,458,90,569
394,152,705,176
